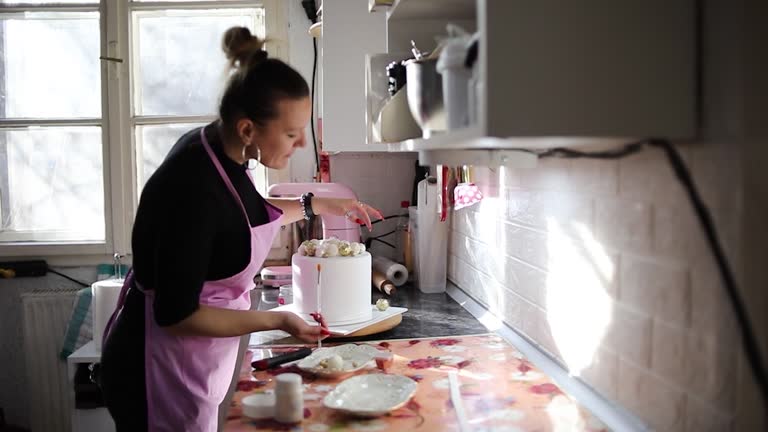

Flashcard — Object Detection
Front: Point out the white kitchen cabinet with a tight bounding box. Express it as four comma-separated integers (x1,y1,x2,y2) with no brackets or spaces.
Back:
378,0,697,165
321,0,387,152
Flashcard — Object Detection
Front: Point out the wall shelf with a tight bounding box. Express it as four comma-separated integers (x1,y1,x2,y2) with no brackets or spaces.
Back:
378,0,697,167
385,127,635,152
387,0,476,22
381,126,638,167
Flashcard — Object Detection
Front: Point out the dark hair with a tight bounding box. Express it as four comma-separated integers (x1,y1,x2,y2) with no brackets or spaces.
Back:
219,27,309,129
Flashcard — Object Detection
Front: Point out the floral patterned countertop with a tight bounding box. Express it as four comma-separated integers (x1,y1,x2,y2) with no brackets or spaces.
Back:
225,334,609,432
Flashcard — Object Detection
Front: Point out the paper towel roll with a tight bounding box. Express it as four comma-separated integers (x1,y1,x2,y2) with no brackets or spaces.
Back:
92,279,124,351
372,256,408,287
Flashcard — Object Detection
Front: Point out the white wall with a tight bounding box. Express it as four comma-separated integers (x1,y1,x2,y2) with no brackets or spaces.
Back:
286,0,318,183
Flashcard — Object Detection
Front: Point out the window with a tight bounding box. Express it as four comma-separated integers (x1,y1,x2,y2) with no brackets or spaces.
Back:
0,0,285,258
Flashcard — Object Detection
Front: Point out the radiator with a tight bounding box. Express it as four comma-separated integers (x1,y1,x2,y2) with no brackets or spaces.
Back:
22,291,78,432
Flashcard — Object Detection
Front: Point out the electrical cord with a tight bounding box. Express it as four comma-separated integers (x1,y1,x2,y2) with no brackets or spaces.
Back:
371,238,395,249
301,0,320,175
47,267,90,288
372,214,408,225
370,230,396,240
540,138,768,404
310,38,319,173
536,139,647,159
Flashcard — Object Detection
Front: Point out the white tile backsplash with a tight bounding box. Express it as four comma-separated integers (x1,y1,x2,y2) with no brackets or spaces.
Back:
329,153,417,260
619,255,691,327
568,159,620,197
595,199,653,254
445,141,752,429
605,304,654,368
617,358,687,432
580,347,620,401
651,320,688,387
684,395,734,432
618,151,686,204
684,331,738,409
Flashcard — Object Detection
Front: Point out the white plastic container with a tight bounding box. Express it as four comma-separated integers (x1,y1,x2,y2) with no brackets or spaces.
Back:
408,206,420,284
437,37,471,130
274,373,304,424
92,279,124,351
416,208,450,293
414,178,449,293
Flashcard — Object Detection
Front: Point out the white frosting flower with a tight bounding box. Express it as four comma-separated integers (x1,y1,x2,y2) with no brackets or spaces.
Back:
301,240,317,256
299,238,366,258
324,243,339,257
351,243,365,256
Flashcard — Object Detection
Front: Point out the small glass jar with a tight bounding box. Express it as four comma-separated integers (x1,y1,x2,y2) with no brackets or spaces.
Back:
278,285,293,305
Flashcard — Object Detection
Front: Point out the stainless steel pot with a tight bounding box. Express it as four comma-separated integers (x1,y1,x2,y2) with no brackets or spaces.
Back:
404,58,446,138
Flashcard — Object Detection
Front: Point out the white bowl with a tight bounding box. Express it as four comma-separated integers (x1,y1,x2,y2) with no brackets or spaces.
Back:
323,374,418,417
297,344,383,378
241,393,275,419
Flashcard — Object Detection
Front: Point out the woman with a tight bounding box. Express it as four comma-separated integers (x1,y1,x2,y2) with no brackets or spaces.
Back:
100,26,382,432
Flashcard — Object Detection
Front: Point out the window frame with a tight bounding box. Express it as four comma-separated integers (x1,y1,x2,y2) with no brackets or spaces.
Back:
0,0,288,263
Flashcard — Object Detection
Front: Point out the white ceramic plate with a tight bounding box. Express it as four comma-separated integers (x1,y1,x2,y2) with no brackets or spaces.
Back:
323,374,418,417
297,344,383,378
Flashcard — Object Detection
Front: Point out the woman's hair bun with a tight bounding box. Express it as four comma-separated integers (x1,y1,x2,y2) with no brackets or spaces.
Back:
222,26,267,68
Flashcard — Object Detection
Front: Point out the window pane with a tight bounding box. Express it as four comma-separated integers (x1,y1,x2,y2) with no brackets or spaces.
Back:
134,8,265,116
0,12,101,119
0,127,105,242
136,123,205,190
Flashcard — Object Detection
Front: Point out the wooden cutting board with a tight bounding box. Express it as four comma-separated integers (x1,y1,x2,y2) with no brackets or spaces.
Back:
267,313,403,345
333,313,402,338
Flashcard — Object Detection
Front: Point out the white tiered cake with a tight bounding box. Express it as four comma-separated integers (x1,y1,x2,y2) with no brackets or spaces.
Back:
292,239,372,326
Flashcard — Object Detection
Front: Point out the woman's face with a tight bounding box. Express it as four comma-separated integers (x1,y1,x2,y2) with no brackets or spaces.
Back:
248,96,311,169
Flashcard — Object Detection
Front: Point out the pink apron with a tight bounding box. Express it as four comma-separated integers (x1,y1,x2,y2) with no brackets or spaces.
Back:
104,129,282,431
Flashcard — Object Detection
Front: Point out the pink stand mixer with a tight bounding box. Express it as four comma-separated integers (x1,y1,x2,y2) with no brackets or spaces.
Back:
267,182,361,243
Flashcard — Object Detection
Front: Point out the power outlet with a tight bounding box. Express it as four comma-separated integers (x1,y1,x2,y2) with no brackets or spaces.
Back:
0,259,48,278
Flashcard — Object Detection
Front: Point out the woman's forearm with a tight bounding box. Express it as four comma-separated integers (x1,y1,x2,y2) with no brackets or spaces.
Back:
266,197,304,225
165,305,284,337
267,196,380,230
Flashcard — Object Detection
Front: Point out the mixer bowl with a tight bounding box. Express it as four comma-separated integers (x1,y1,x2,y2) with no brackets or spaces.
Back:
404,58,446,138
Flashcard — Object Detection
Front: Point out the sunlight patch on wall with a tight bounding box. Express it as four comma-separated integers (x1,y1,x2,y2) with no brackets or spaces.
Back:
545,217,613,377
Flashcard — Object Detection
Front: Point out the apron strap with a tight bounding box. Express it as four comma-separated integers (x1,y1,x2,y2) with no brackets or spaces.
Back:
199,128,250,222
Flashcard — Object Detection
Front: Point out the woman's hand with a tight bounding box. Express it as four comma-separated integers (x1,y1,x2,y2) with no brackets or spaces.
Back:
313,198,384,231
277,311,330,343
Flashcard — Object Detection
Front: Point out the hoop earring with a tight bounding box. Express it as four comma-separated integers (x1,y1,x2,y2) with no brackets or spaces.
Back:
256,146,261,163
241,145,247,162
